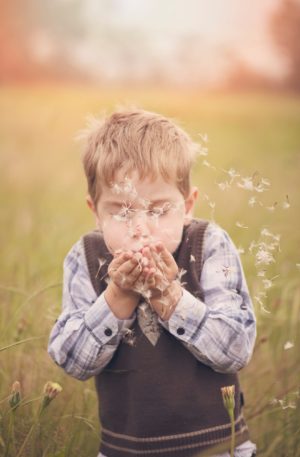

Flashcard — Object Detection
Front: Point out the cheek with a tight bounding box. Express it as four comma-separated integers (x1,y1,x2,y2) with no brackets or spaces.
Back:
101,219,127,253
152,216,185,253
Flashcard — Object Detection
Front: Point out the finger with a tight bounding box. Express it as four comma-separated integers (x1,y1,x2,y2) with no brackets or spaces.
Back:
120,262,144,288
117,256,139,276
141,246,156,268
110,251,133,271
154,242,176,268
144,274,156,289
148,245,165,270
113,257,143,288
143,266,156,280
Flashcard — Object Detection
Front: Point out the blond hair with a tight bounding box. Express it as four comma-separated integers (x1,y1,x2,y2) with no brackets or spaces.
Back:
81,108,199,204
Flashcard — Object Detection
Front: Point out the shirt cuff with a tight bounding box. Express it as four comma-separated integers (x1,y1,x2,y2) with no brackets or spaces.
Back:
158,288,207,343
84,292,136,345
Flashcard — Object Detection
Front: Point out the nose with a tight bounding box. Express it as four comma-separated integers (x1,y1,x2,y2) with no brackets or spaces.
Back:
128,211,150,239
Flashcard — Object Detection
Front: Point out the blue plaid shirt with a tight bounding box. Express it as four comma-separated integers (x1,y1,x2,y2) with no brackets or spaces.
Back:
48,222,257,457
48,222,256,379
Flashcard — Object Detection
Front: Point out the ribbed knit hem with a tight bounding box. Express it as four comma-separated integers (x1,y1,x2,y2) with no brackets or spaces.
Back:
99,415,249,457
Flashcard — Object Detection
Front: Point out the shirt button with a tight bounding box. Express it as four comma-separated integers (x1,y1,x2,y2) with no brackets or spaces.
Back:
104,328,113,336
176,327,185,335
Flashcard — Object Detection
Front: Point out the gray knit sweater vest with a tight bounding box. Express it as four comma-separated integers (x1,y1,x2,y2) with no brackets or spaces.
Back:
83,219,249,457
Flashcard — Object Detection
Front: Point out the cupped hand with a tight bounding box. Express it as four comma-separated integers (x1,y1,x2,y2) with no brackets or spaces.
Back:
108,250,145,291
140,242,178,297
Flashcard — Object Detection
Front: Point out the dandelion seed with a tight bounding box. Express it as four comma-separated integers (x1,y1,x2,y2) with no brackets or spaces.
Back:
254,183,268,193
139,197,151,209
237,246,245,255
111,183,122,194
236,221,248,229
226,168,240,180
254,292,270,313
217,181,230,191
262,279,273,289
260,303,271,314
202,159,216,170
270,230,280,240
248,196,257,207
123,177,138,198
122,328,136,347
190,254,196,262
120,201,134,216
255,248,275,266
112,202,136,223
134,281,152,301
261,228,274,238
248,240,258,253
218,265,236,278
96,257,107,278
177,268,187,283
139,301,149,315
266,202,278,212
257,270,267,277
282,195,290,210
284,341,294,350
254,174,271,193
237,176,255,191
156,296,172,319
199,146,209,156
262,274,279,289
111,177,137,199
278,399,296,409
198,133,208,143
261,177,271,187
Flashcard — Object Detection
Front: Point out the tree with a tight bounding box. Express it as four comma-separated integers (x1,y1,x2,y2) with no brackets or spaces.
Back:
270,0,300,91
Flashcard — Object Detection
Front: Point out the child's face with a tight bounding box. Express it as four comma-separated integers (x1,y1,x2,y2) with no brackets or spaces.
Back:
87,171,198,254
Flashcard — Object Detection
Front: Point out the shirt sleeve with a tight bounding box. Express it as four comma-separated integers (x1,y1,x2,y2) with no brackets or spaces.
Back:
159,222,257,373
48,238,136,380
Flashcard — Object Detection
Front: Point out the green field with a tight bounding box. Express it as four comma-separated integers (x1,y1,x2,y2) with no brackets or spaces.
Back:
1,86,300,456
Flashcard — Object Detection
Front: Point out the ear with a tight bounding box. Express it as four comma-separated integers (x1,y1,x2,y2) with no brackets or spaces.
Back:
86,194,96,214
86,194,102,230
184,186,198,224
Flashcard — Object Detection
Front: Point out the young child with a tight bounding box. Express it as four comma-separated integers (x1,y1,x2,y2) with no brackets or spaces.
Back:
48,109,257,457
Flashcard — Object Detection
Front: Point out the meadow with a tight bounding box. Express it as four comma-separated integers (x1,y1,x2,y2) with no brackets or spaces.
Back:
0,86,299,456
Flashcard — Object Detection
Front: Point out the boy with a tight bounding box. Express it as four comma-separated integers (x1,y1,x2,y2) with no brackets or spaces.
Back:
48,109,257,457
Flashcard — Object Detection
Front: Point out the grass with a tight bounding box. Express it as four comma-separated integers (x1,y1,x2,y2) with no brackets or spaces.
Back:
0,85,299,456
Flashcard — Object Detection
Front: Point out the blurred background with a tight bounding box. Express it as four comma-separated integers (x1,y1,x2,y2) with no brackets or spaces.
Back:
1,0,300,90
1,1,300,456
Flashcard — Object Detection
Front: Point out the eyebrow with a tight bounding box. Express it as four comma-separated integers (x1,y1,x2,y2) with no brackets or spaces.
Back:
103,199,172,209
103,201,123,208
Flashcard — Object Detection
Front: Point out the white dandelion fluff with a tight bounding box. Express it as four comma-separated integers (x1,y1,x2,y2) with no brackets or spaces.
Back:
284,341,294,350
255,248,275,266
282,195,290,210
236,221,248,229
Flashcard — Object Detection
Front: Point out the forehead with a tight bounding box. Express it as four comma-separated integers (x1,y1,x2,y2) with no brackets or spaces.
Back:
99,173,182,208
